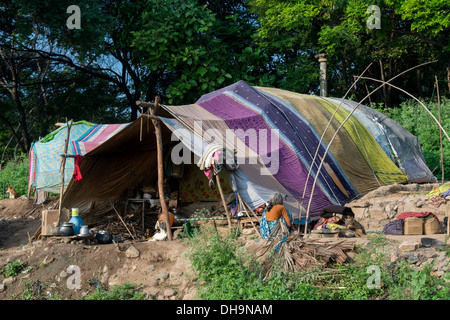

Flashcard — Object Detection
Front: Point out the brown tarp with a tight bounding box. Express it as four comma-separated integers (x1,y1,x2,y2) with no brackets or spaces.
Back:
61,116,173,224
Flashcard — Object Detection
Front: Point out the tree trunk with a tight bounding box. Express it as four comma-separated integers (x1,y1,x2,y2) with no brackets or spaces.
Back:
0,44,30,152
379,59,391,108
0,116,26,154
11,85,31,152
447,66,450,93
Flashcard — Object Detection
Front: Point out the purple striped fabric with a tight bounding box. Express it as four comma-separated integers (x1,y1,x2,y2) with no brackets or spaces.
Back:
198,92,333,213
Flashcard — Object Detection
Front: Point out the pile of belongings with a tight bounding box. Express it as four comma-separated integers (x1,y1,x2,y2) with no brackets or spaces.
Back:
197,143,239,188
427,183,450,207
383,211,443,235
313,205,366,237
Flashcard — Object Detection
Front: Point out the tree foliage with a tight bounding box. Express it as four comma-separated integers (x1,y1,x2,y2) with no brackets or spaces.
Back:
249,0,449,104
0,0,448,169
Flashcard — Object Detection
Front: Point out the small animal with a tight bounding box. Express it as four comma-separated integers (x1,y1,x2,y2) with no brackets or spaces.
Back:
6,185,19,199
147,220,167,242
344,216,366,237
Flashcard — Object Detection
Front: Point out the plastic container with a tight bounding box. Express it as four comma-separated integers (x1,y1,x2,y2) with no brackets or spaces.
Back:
69,208,85,235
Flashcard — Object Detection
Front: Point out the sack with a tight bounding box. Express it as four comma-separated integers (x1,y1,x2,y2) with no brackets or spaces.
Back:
424,217,442,235
404,217,423,235
383,219,404,235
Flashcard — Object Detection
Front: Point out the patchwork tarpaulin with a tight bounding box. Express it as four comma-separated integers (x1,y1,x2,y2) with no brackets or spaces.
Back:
72,123,129,156
29,121,95,195
160,80,435,219
29,121,129,197
324,97,433,183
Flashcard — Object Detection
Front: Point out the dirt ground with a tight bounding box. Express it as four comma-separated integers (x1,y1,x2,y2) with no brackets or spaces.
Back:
0,184,449,300
0,197,200,300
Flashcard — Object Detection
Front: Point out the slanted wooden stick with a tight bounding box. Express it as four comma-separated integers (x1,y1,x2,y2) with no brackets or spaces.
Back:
137,97,173,240
216,174,232,230
237,193,262,239
436,75,444,183
109,200,135,240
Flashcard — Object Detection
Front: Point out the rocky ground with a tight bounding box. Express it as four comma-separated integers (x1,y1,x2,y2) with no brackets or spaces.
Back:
0,182,449,300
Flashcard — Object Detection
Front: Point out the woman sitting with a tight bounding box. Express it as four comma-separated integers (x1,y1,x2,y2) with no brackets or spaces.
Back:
259,192,293,240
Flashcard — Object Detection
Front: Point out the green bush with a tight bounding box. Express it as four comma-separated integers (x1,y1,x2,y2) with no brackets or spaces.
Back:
185,227,322,300
84,282,146,300
186,230,450,300
0,154,29,199
1,259,26,278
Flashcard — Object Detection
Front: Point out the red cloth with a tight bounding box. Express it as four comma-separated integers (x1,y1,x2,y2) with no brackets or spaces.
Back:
397,211,440,223
73,155,83,181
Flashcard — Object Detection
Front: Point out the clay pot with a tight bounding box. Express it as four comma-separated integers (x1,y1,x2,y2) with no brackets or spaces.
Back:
59,223,75,236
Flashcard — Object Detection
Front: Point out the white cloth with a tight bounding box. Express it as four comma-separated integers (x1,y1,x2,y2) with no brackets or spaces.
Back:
196,143,223,171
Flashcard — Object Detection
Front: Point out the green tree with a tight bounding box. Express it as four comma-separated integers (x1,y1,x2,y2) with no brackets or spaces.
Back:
0,0,127,162
250,0,449,104
132,0,273,104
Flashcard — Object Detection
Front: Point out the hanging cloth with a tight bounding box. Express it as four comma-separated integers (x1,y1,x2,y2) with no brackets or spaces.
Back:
73,155,83,181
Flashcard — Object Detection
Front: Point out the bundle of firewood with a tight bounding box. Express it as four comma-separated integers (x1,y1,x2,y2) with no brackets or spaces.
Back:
258,222,356,275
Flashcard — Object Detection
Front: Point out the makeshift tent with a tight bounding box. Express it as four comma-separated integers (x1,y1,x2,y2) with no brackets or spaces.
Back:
159,81,435,219
33,80,434,223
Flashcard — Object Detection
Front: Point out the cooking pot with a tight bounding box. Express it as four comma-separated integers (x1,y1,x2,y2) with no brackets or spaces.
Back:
95,230,113,244
79,225,90,237
59,223,75,236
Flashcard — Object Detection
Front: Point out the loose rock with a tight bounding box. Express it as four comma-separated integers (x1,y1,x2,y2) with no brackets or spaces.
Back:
164,289,176,297
399,241,419,253
125,246,140,258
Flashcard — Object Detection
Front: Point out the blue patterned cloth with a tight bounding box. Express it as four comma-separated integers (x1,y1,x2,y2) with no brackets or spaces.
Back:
259,207,293,240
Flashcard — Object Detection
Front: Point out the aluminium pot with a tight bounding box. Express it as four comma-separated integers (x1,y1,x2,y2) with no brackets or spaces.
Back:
78,225,91,237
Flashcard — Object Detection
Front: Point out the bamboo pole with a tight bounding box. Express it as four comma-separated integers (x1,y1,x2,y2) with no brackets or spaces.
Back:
303,61,438,233
243,199,260,223
359,76,450,144
216,174,232,230
58,119,73,225
301,63,373,201
300,64,372,234
137,97,173,240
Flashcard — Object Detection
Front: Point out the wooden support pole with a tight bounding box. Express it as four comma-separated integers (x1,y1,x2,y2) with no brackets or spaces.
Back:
58,119,73,225
142,201,145,232
446,201,450,239
216,174,232,230
138,97,173,240
242,199,261,223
